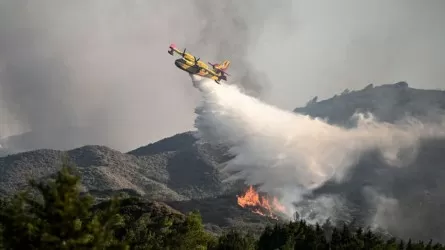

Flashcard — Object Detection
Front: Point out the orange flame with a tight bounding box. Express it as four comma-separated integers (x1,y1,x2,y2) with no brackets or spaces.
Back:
237,186,286,219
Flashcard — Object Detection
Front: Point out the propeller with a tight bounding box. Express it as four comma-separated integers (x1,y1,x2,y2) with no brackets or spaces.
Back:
181,47,200,65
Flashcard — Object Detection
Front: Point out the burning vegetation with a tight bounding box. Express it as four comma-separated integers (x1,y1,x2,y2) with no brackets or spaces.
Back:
237,185,287,219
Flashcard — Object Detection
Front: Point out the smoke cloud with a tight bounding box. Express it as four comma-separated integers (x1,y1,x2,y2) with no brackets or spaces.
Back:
0,0,203,151
1,0,445,152
192,76,445,239
0,0,288,152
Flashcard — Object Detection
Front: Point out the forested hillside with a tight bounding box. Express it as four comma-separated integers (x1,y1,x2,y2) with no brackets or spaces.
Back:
1,163,443,249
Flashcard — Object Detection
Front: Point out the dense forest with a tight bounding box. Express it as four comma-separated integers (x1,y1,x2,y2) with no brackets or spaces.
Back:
0,162,443,250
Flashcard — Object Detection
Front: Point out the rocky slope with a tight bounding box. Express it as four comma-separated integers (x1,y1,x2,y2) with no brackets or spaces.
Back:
0,132,236,202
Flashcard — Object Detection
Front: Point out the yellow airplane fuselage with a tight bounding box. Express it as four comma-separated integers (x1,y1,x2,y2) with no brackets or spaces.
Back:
174,58,220,81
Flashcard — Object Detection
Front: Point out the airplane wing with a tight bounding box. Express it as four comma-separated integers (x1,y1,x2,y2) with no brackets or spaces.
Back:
168,43,201,64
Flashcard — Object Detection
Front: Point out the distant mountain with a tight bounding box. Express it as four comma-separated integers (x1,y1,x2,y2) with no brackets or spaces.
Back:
0,132,236,201
0,126,108,153
294,82,445,125
0,146,13,157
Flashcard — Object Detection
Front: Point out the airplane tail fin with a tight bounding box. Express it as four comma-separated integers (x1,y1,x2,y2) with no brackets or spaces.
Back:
168,43,180,55
168,43,176,55
209,60,230,71
218,60,231,70
208,60,231,77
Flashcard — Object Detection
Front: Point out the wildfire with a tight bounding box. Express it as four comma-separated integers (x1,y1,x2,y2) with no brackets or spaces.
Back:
237,185,286,219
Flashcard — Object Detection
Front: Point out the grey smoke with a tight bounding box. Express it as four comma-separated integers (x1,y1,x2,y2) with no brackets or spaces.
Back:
0,0,292,152
0,0,203,151
1,0,445,153
190,0,293,97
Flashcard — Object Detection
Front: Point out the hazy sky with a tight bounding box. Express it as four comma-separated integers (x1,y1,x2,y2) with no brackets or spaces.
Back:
0,0,444,152
251,0,445,109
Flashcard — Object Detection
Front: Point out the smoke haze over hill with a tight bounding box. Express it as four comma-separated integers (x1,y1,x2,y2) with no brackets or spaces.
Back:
192,76,445,239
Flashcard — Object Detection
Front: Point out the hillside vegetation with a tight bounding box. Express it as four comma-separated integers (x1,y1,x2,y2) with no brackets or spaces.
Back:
1,162,444,250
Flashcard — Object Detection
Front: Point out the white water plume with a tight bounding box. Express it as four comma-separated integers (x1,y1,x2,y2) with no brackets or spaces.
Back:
192,76,445,217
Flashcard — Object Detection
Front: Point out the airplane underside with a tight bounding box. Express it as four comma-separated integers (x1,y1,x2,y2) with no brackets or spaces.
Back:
175,61,200,74
175,59,218,81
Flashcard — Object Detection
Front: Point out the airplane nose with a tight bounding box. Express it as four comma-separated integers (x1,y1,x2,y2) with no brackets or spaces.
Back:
175,59,185,68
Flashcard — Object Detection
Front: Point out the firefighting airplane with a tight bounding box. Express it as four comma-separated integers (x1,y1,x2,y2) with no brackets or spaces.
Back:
168,43,230,84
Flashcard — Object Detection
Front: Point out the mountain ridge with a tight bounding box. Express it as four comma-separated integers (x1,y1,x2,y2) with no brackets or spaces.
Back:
295,81,445,125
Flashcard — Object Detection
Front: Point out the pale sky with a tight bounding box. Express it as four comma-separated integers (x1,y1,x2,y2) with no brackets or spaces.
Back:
0,0,444,152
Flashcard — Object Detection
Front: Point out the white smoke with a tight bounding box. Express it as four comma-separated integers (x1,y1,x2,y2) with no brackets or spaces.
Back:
292,194,353,225
363,187,400,232
192,76,445,220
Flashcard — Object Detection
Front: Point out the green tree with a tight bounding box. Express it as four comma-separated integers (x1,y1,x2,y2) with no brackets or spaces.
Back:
330,227,342,249
406,239,413,250
363,228,383,249
315,223,329,249
384,237,398,250
166,210,214,250
398,240,405,250
123,212,170,250
257,223,294,250
213,230,256,250
0,161,127,250
426,239,433,250
122,207,213,250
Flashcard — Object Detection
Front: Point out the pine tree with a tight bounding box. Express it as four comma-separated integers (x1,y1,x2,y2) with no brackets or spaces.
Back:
340,223,351,245
398,240,405,250
330,227,342,249
315,223,329,249
426,239,433,250
406,239,413,250
432,242,445,250
385,237,398,250
363,228,383,249
300,224,317,249
0,189,43,249
213,230,256,250
166,210,213,250
0,161,127,250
